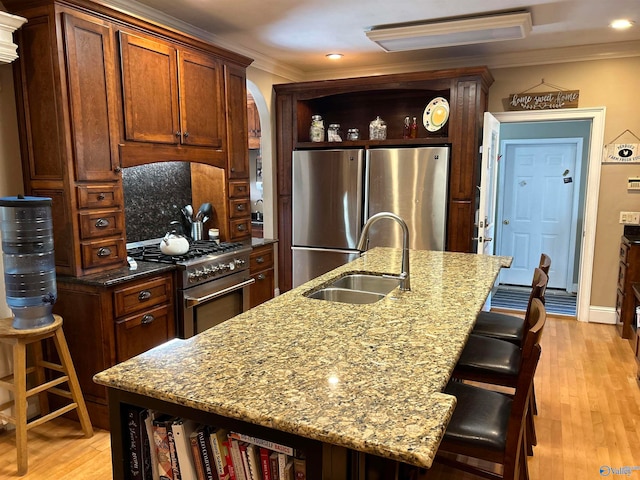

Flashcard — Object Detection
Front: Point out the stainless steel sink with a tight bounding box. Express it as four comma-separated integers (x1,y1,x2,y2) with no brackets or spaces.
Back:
304,272,401,304
328,273,400,295
306,287,386,304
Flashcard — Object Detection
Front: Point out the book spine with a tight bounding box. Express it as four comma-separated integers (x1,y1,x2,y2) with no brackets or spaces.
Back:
139,410,153,480
223,440,237,480
172,420,198,480
144,411,160,480
239,443,251,480
228,432,294,457
277,454,287,480
229,439,247,480
190,433,207,480
197,428,216,480
292,458,305,480
209,429,229,479
167,426,182,480
152,419,173,480
259,448,271,480
268,453,278,480
124,405,143,480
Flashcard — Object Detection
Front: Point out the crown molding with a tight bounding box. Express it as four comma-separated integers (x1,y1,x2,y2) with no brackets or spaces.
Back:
0,10,26,64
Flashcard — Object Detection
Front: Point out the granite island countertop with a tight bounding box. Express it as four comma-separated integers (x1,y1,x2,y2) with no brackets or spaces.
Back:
94,248,511,469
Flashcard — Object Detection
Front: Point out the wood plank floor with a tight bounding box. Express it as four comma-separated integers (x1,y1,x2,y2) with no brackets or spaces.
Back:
1,317,639,479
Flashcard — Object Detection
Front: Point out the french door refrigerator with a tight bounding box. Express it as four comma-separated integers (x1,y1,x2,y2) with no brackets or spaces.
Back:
291,146,449,287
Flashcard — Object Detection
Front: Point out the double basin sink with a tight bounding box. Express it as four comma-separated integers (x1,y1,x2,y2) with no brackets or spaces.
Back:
304,272,401,304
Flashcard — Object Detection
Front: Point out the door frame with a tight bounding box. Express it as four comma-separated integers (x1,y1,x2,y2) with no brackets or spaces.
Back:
496,137,584,292
491,107,606,323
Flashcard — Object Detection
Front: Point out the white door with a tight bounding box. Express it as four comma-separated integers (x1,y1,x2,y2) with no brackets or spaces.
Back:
477,112,500,256
497,139,582,290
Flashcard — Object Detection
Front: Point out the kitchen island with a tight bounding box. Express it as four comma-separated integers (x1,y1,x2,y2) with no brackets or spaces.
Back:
94,248,510,478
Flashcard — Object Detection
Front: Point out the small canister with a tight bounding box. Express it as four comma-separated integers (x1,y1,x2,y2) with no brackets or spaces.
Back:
309,114,324,142
327,124,342,142
346,128,360,141
208,228,220,244
369,116,387,140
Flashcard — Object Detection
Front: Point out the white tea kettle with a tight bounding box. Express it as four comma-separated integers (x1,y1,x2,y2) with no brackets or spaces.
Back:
160,221,190,255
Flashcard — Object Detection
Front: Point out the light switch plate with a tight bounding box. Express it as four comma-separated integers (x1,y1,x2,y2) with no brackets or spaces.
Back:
620,211,640,224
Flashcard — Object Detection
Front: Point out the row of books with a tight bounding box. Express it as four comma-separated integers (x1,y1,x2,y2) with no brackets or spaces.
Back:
123,405,306,480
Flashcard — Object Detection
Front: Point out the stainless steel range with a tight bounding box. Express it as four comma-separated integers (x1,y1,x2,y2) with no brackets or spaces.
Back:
127,239,254,338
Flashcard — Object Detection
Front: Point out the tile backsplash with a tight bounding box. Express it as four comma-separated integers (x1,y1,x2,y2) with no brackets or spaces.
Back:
122,162,192,243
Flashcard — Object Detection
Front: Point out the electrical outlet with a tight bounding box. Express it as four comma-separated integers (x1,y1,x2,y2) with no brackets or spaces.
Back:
620,211,640,224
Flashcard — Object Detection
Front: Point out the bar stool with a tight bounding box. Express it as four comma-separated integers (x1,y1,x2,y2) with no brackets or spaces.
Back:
0,314,93,475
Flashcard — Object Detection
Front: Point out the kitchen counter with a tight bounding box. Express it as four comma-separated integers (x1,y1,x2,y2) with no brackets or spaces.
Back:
57,260,175,287
94,248,511,470
250,236,278,247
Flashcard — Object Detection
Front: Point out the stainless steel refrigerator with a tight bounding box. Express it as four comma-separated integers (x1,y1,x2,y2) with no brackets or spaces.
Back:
292,146,449,287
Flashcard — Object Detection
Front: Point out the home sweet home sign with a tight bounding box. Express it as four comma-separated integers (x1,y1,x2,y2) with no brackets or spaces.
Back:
508,90,580,111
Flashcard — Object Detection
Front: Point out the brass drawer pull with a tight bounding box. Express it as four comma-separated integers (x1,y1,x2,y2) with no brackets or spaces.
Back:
257,273,266,281
97,193,106,201
236,203,246,211
184,131,189,138
237,224,247,232
141,314,155,325
256,256,264,264
237,186,246,192
97,247,111,257
95,218,110,228
138,290,152,301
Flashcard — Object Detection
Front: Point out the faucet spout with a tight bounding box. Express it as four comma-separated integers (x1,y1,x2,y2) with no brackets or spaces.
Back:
357,212,411,291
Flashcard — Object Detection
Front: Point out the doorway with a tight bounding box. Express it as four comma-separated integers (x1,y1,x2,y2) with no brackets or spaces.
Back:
496,138,583,292
488,108,606,322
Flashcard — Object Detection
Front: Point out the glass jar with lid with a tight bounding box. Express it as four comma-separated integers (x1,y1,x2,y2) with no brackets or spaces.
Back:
309,114,324,142
346,128,360,141
327,123,342,142
369,116,387,140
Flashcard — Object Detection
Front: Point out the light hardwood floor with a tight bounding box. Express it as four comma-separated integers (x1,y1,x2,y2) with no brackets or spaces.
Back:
1,317,639,479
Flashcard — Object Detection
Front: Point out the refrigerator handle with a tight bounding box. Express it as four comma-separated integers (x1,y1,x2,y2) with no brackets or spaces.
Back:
363,150,371,222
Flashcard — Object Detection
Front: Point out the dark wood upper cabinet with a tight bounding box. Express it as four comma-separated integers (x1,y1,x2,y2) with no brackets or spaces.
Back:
224,63,250,180
119,31,180,145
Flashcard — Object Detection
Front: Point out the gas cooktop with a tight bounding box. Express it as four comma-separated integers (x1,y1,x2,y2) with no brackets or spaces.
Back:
127,239,247,265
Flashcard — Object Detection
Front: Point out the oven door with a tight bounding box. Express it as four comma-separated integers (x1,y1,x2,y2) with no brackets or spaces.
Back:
180,270,255,338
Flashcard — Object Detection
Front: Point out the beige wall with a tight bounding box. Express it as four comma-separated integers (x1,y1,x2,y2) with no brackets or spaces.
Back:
0,63,23,318
488,57,640,308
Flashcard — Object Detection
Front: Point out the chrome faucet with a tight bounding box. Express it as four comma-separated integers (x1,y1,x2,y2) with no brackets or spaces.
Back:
356,212,411,291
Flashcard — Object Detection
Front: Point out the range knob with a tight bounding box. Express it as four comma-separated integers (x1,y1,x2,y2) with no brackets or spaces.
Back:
218,263,228,272
234,258,246,267
227,261,236,271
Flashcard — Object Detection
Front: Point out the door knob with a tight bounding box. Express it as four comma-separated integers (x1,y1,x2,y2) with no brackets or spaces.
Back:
503,219,510,225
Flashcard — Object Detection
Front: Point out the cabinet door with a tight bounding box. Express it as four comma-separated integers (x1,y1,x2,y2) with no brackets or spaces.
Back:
119,31,180,144
224,63,250,179
64,13,120,182
179,50,226,148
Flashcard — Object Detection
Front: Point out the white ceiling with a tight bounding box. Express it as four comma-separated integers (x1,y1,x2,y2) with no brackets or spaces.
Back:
100,0,640,80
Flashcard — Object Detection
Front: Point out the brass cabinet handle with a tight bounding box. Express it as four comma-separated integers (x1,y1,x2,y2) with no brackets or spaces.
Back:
95,218,110,228
237,186,246,192
138,290,152,301
97,193,106,201
175,131,182,137
257,273,265,281
141,314,155,325
256,256,264,264
184,132,189,138
237,224,247,232
97,247,111,257
236,204,246,211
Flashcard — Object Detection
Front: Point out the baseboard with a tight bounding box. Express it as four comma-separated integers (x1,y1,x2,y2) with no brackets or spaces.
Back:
588,305,616,324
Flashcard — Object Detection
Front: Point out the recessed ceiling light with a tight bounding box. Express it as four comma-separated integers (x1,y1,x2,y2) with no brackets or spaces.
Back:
610,19,634,30
326,53,344,60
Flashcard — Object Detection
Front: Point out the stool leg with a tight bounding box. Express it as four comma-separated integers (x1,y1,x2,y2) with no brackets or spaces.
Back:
31,340,50,416
53,328,93,438
13,340,28,476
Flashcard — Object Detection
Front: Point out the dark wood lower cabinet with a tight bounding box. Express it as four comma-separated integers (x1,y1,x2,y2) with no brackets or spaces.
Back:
50,272,176,429
250,243,276,308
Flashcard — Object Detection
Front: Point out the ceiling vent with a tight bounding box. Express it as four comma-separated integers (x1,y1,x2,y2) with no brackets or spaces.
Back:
366,11,532,52
0,11,27,64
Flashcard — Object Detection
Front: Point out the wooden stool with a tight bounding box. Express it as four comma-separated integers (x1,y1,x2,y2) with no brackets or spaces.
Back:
0,314,93,475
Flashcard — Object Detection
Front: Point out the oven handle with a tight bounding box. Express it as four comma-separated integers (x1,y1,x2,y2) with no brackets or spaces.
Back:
184,278,256,308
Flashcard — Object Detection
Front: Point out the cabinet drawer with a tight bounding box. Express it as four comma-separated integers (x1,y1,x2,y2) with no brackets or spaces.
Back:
618,261,627,290
77,185,122,209
229,218,251,240
250,245,274,272
229,180,250,198
620,241,630,264
250,268,274,308
114,275,173,318
616,288,624,321
115,303,175,363
78,209,124,239
81,237,126,270
229,198,250,219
